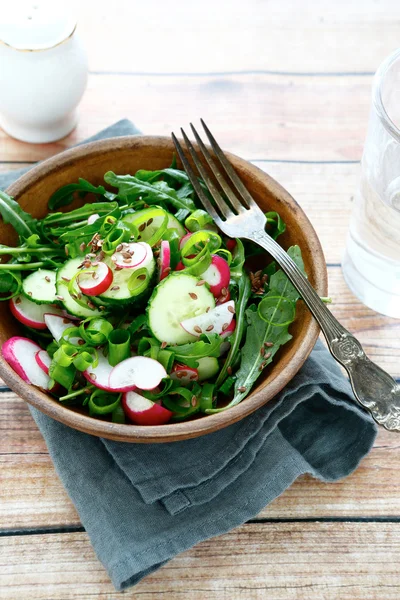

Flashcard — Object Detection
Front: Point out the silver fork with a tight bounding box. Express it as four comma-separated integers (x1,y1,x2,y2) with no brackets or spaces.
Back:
172,119,400,432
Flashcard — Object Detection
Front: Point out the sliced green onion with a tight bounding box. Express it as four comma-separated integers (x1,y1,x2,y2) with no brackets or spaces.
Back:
137,336,159,356
200,383,215,412
46,340,59,358
60,326,87,347
184,209,215,232
219,375,236,396
112,402,126,423
99,215,117,236
141,379,175,401
163,387,200,419
128,314,148,336
122,207,168,246
128,267,149,297
182,251,212,276
73,349,98,372
161,229,180,269
49,361,76,389
102,221,131,254
88,390,121,416
157,349,174,373
79,318,113,345
214,248,232,265
53,344,78,367
108,329,131,366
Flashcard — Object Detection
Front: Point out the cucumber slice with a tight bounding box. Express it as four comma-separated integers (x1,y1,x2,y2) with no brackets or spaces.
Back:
197,357,219,381
22,270,57,304
98,252,156,305
167,212,185,237
56,258,102,318
148,273,215,345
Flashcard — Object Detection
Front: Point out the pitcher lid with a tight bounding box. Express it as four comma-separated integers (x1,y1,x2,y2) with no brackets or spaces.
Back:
0,1,77,51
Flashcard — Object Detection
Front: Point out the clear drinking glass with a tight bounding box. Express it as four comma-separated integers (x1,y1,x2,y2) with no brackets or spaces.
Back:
343,48,400,318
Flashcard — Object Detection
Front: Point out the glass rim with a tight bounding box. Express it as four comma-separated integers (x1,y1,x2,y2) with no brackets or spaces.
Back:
373,47,400,143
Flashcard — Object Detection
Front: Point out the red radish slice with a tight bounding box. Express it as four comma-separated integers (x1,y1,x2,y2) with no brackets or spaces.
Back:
175,261,185,271
201,255,230,298
226,238,237,251
2,337,50,389
159,240,171,281
216,289,231,305
221,318,236,338
9,296,63,330
111,242,150,269
78,262,113,296
122,391,172,425
179,232,192,250
83,352,115,391
170,363,199,385
35,350,52,375
108,356,167,392
180,300,235,337
44,314,74,343
87,213,100,225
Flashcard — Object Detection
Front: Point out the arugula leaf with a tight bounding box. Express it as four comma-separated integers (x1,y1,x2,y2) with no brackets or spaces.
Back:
104,171,197,217
166,333,223,368
0,190,38,238
265,211,286,240
0,270,22,299
48,179,107,210
207,245,305,413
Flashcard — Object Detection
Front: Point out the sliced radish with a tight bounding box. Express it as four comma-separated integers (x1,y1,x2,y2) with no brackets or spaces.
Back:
44,314,74,343
87,213,100,225
180,300,235,337
159,240,171,281
201,255,230,299
9,296,63,330
221,318,236,339
111,242,150,269
216,289,231,305
226,238,237,251
35,350,52,375
78,262,113,296
2,337,50,389
108,356,167,392
175,261,185,271
122,391,172,425
170,363,199,385
179,232,192,250
83,352,115,391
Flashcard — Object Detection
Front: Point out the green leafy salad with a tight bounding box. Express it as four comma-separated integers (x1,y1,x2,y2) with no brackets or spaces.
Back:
0,160,305,425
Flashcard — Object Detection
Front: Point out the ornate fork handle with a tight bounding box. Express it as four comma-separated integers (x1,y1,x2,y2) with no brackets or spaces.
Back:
247,229,400,431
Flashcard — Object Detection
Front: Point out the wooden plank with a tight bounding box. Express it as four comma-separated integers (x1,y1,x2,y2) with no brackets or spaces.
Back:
2,523,400,599
1,396,399,528
78,0,400,74
0,74,371,162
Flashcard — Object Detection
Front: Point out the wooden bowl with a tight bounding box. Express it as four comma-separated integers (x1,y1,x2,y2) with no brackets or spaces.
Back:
0,136,327,442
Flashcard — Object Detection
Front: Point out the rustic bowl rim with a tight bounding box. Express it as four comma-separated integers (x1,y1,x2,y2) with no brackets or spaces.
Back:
1,135,327,442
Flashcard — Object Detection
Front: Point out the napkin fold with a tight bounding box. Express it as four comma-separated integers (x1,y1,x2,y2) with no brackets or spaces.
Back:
2,120,378,591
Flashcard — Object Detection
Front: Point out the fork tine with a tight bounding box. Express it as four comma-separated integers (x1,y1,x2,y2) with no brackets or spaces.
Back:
190,123,246,215
200,118,259,210
171,133,223,227
180,128,234,220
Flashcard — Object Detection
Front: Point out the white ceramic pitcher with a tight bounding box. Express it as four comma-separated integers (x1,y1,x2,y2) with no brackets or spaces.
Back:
0,1,88,143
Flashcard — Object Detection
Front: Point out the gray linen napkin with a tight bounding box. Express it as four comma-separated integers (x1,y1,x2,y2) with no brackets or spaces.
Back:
2,120,378,591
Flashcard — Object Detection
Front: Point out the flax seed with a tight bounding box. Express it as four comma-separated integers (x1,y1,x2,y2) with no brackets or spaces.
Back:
147,218,153,226
227,366,233,375
190,374,197,380
123,259,131,264
15,297,21,304
79,242,86,252
93,273,99,280
115,266,123,271
111,285,120,291
27,291,32,296
65,245,69,256
99,306,106,311
221,287,228,296
191,395,197,407
228,305,235,313
91,373,97,380
78,339,85,346
265,342,273,347
77,293,82,300
138,274,146,280
222,323,229,331
189,292,198,300
87,301,96,310
260,346,265,357
83,260,92,268
193,325,202,334
45,275,51,282
206,324,214,331
206,306,211,313
238,386,247,393
160,341,167,349
116,244,123,252
61,276,70,282
264,352,272,360
138,223,146,232
122,252,132,259
63,318,70,324
196,280,206,286
72,382,80,390
71,293,78,300
56,295,64,301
